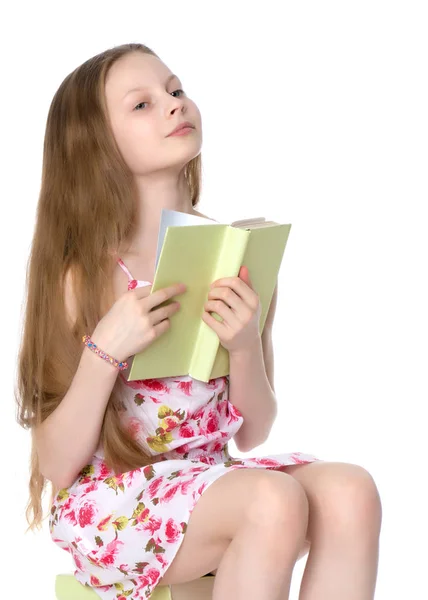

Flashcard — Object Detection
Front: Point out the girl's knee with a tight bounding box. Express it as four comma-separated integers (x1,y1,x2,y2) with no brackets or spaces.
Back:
319,464,382,537
247,471,309,532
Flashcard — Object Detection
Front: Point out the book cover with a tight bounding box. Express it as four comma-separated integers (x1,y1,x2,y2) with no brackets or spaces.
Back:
127,209,291,382
208,223,291,380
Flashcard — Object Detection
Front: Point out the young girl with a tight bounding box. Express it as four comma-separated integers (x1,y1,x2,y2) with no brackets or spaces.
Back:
16,43,382,600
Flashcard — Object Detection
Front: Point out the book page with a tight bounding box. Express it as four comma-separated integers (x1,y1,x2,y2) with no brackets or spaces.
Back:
155,209,278,268
155,209,218,269
238,220,279,229
231,216,266,227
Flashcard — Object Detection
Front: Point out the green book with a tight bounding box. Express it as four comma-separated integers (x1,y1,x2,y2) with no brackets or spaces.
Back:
127,209,291,383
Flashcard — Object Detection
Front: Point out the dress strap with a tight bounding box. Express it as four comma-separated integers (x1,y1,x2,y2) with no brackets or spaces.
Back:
117,257,152,290
117,257,135,281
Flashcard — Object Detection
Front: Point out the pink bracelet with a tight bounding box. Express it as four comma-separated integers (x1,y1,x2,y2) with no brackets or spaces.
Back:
82,334,128,371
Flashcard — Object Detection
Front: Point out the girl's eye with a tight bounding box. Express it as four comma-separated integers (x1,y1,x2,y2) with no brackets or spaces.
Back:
134,89,185,111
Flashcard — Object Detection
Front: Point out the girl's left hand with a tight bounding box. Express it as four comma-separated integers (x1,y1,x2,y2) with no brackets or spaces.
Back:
202,265,262,355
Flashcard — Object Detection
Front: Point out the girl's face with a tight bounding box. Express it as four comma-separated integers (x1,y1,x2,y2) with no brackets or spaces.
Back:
105,52,202,176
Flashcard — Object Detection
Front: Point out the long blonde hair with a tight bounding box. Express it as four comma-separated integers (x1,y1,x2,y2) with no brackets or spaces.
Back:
15,43,201,532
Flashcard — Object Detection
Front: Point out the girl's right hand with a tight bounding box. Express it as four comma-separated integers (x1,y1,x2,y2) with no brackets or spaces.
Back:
90,282,187,363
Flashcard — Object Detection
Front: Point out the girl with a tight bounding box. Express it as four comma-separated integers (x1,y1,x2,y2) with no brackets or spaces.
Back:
16,43,382,600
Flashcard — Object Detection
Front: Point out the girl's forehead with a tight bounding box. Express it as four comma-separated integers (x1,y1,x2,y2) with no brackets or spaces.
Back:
106,53,171,99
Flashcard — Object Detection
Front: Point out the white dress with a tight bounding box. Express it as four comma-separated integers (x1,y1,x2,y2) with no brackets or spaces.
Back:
48,258,320,599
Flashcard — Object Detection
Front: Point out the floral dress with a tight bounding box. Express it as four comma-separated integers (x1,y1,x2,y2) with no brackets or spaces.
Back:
48,258,320,599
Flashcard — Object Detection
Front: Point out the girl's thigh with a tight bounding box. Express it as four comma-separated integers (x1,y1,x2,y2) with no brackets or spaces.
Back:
158,467,308,586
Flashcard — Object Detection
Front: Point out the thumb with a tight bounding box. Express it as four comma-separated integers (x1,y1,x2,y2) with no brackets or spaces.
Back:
239,265,252,288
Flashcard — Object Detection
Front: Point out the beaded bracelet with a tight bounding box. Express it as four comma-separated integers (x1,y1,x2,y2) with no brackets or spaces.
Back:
82,334,128,371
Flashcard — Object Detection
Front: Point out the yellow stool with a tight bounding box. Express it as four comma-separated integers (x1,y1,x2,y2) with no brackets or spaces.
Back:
55,574,171,599
55,573,215,599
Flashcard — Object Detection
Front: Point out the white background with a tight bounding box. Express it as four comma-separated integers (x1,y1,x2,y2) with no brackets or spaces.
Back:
2,1,427,598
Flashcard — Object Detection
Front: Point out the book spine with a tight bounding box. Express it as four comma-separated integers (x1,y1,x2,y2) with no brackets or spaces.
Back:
189,226,250,382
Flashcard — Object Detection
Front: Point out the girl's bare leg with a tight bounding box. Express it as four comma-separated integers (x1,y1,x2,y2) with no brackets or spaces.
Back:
278,461,382,600
213,473,309,600
158,468,309,600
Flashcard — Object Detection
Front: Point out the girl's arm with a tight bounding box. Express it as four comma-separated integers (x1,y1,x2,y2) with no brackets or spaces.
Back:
230,283,278,452
229,338,278,452
34,270,118,491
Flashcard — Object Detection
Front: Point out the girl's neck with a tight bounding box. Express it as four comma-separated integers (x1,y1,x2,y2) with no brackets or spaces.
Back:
119,206,204,259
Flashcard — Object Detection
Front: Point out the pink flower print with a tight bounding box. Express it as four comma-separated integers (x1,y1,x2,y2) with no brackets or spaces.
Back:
163,415,179,432
122,377,169,393
77,499,98,528
83,481,98,495
70,547,84,571
251,457,283,468
98,462,112,479
60,495,73,512
96,513,113,531
165,518,182,543
51,537,69,547
147,477,164,498
187,466,210,475
179,423,195,438
147,567,162,585
98,538,124,567
176,379,193,395
155,553,169,569
125,467,142,487
212,441,224,453
143,515,162,535
134,506,150,527
161,482,181,503
89,575,111,592
228,402,243,422
290,452,309,464
136,568,162,592
179,479,194,495
175,444,190,455
205,410,219,434
197,482,209,495
128,279,138,290
217,398,228,416
63,506,77,527
79,474,93,486
143,379,170,393
127,417,143,439
191,406,205,421
192,482,209,503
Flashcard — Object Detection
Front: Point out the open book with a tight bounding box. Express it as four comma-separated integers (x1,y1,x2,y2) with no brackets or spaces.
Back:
127,209,291,383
